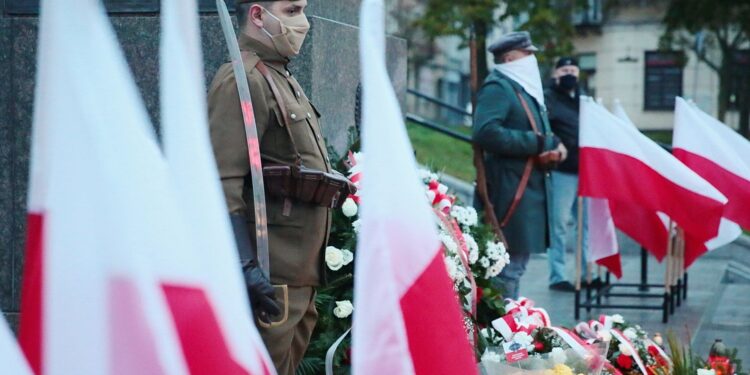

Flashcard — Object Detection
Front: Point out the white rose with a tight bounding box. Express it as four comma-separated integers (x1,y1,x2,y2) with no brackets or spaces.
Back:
333,300,354,318
550,347,567,365
618,343,633,357
623,327,638,340
597,330,612,342
697,369,716,375
512,331,534,351
325,246,345,271
352,219,362,233
341,197,358,217
611,314,625,324
341,249,354,266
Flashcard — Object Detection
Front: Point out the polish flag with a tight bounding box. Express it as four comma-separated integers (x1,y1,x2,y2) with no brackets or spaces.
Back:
352,1,477,374
673,97,746,263
586,198,622,278
579,98,727,265
19,0,271,374
1,312,33,375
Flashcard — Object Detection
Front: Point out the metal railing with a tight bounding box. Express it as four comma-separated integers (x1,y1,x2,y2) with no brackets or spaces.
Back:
406,89,472,143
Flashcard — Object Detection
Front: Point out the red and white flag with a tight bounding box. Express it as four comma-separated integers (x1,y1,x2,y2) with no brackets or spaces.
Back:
579,98,727,265
586,197,622,278
19,0,272,374
2,313,33,375
673,97,746,260
352,1,477,374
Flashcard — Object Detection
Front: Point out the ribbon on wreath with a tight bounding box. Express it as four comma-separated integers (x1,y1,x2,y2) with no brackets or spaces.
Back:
427,179,454,214
434,208,478,317
551,326,622,375
575,320,611,344
491,298,550,341
346,151,362,204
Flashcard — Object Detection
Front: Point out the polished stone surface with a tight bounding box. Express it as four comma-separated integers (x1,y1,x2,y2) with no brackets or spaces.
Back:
0,18,14,315
293,16,406,160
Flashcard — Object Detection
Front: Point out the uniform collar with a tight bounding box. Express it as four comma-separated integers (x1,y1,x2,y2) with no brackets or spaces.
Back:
239,33,290,72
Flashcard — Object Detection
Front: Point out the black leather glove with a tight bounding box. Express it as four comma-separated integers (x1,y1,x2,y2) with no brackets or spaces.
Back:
229,214,281,323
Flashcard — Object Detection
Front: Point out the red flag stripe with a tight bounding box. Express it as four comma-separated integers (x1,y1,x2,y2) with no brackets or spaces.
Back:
607,202,669,260
580,147,725,244
399,252,476,375
596,253,623,279
161,284,262,375
673,149,750,229
19,213,44,375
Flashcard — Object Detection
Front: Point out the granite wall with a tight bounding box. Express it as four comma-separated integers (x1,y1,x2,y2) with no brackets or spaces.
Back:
0,1,407,330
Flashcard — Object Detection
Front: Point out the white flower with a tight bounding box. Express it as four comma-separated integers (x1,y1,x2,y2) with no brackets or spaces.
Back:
623,327,638,340
597,330,612,342
485,262,503,278
341,249,354,266
481,350,502,363
440,232,458,254
463,233,479,264
437,183,449,194
341,197,358,217
325,246,345,271
697,369,717,375
618,343,633,357
352,219,362,233
611,314,625,324
485,241,508,261
333,300,354,318
512,331,534,351
451,206,478,228
479,257,490,268
550,347,567,365
444,256,465,282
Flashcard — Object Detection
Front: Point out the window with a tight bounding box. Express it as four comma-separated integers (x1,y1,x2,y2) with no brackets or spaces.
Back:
577,53,597,98
644,51,684,111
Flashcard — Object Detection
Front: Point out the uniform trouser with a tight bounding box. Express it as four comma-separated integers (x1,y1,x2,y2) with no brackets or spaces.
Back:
258,285,318,375
492,251,530,300
547,171,589,285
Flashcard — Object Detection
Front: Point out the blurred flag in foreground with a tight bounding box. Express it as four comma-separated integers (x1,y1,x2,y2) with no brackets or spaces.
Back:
353,0,477,374
1,312,33,375
19,0,272,374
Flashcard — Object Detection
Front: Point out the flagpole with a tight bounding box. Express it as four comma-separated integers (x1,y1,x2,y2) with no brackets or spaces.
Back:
575,196,584,292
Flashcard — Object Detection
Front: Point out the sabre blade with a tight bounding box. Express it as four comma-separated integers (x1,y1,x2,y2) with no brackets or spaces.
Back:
216,0,270,279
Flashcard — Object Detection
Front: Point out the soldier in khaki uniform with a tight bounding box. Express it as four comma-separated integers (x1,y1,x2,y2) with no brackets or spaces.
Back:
207,1,331,374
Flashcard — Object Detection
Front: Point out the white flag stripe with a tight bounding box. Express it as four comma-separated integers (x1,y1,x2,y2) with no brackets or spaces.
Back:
673,98,750,183
160,0,273,371
580,99,727,204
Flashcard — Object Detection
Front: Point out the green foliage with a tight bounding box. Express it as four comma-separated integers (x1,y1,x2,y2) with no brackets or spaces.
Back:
666,331,706,375
415,0,502,43
406,122,475,181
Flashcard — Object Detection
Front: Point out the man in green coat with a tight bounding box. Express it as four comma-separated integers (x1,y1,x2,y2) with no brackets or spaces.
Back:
473,31,567,299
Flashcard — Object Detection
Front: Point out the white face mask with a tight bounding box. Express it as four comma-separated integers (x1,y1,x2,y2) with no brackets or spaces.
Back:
495,54,546,109
261,7,310,57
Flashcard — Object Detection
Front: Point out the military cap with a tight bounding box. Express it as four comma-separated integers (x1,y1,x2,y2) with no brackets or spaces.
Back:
555,56,579,69
488,31,538,57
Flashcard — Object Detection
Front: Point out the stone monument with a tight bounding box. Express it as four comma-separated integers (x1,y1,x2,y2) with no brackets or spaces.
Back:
0,0,407,329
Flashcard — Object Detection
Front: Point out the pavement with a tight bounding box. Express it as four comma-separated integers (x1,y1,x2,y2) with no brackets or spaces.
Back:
517,231,750,364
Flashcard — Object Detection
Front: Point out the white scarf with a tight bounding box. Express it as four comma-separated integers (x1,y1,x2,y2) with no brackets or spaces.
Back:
494,54,546,109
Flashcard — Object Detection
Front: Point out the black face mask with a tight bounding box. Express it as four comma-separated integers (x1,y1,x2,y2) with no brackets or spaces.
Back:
558,74,578,91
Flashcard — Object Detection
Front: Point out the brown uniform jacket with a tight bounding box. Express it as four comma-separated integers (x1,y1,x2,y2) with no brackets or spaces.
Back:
208,34,331,287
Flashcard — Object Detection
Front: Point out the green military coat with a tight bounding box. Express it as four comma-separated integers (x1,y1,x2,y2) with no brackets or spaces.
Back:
208,35,332,287
472,70,559,255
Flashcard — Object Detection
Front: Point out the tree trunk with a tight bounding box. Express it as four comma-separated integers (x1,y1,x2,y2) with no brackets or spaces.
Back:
717,58,731,122
470,20,489,108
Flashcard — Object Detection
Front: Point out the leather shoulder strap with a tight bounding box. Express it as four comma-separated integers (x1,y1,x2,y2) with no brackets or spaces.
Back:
254,59,302,167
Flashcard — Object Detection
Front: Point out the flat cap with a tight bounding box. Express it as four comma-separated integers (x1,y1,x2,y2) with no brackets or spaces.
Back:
236,0,286,3
488,31,538,57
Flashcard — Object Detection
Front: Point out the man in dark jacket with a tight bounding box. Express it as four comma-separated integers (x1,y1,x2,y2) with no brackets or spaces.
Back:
473,31,566,299
544,57,589,292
